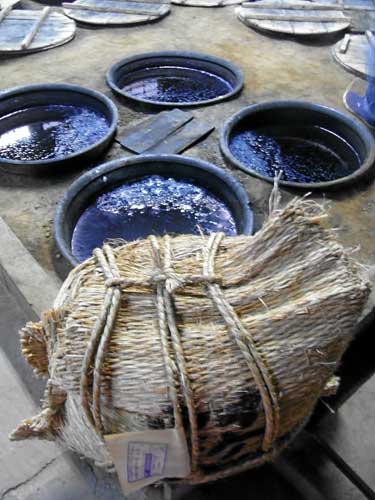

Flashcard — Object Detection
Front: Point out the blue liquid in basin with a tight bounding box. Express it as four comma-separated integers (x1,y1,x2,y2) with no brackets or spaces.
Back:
229,125,361,183
72,175,237,262
0,105,110,162
121,66,233,103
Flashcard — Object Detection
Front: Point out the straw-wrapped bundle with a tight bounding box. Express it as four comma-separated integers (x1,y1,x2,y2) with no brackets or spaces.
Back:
11,199,370,484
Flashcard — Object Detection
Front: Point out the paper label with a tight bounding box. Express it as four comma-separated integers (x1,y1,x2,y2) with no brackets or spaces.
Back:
127,441,167,482
105,427,191,495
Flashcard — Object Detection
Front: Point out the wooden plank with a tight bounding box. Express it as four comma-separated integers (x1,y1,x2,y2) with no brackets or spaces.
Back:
63,0,169,24
302,8,347,32
239,10,349,22
0,3,12,22
0,23,75,42
343,0,375,10
20,6,51,50
339,33,351,52
291,10,328,35
107,0,170,4
119,110,214,155
62,1,163,15
242,0,375,11
0,10,76,54
236,1,350,35
292,19,317,34
65,0,167,11
172,0,240,5
242,2,345,9
4,11,73,22
119,109,193,153
67,0,171,4
0,10,74,20
238,16,349,35
145,118,214,154
333,34,371,78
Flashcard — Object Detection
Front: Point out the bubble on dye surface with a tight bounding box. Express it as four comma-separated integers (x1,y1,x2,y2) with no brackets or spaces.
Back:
0,105,110,162
229,126,361,183
122,66,233,103
71,175,237,262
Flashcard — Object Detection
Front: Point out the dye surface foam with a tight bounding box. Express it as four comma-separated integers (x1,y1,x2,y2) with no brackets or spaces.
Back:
72,175,237,262
121,66,233,103
0,105,109,162
229,125,361,183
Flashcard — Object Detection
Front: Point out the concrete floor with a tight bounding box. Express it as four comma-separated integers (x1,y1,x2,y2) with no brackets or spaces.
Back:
1,1,375,280
2,274,375,500
1,1,375,499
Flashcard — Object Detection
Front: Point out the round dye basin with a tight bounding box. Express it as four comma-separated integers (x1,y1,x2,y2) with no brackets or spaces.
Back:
106,51,244,108
0,83,118,175
220,101,375,190
55,155,253,267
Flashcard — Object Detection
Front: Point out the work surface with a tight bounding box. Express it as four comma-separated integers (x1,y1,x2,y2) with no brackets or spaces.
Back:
1,2,375,280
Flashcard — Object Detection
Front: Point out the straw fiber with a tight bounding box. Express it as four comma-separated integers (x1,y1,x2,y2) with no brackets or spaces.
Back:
11,198,370,484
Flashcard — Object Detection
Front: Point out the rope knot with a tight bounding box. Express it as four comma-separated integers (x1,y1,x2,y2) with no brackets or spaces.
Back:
105,273,224,292
151,270,186,293
105,277,125,288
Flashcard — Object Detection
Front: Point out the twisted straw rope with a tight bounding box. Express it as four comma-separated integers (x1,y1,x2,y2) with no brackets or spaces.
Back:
150,235,200,472
92,246,122,432
79,245,122,433
105,273,223,290
203,233,280,451
79,233,280,469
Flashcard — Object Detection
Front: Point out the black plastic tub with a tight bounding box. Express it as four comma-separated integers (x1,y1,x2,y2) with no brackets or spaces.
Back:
220,101,375,190
0,83,118,175
55,154,253,267
106,51,244,109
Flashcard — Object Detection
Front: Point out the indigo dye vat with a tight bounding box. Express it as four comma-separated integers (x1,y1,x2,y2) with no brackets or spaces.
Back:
228,126,360,184
72,176,237,262
119,67,232,104
220,101,375,190
107,51,244,108
0,105,109,162
0,84,118,175
55,155,253,267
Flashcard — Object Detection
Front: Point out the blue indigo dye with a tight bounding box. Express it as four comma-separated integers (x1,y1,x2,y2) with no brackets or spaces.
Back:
0,105,109,161
121,66,233,103
229,125,361,183
71,175,237,262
